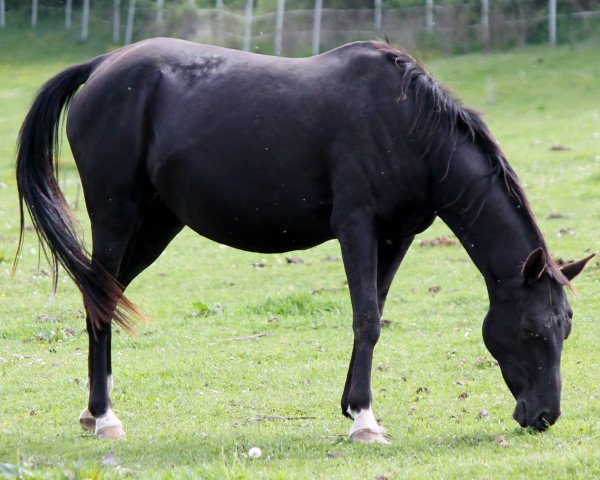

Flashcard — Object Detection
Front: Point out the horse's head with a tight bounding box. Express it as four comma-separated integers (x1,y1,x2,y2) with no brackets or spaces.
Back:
482,248,593,431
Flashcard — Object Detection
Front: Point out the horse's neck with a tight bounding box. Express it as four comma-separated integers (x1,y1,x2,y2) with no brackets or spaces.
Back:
433,142,544,290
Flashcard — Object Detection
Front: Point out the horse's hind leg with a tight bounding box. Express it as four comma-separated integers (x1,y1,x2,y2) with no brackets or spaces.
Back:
80,194,183,438
116,197,183,288
79,182,144,438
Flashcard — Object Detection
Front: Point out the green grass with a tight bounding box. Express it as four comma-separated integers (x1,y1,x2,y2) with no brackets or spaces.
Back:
0,33,599,479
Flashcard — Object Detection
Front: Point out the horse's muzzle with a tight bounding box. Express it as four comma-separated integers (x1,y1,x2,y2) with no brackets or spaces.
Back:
513,399,561,431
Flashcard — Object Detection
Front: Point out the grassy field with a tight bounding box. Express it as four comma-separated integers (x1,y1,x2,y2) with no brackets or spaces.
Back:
0,32,599,479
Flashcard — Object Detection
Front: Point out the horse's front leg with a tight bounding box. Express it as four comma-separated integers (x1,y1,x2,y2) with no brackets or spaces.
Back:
79,319,124,438
337,217,388,444
340,236,414,428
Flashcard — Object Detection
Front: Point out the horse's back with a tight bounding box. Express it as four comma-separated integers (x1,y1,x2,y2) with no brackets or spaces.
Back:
66,39,410,252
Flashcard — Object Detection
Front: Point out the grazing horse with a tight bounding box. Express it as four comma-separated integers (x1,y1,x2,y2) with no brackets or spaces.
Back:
16,39,593,442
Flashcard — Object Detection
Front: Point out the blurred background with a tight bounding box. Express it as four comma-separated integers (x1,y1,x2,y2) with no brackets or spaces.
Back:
0,0,599,57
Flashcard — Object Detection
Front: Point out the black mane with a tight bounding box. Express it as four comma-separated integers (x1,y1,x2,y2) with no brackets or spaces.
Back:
373,41,569,287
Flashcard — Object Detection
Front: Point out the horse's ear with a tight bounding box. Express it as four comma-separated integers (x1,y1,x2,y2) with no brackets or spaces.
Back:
522,247,547,285
560,253,595,281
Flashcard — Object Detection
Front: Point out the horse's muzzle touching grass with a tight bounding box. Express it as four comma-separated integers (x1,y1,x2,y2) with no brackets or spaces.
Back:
513,399,561,432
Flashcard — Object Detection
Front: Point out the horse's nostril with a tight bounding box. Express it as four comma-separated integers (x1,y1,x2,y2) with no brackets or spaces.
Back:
532,413,550,431
531,409,560,431
514,401,561,431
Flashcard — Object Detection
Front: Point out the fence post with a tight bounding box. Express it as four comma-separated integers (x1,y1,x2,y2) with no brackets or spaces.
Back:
425,0,433,33
82,0,90,40
31,0,38,28
275,0,285,56
125,0,136,45
65,0,72,29
243,0,254,51
374,0,382,33
312,0,322,55
156,0,163,24
481,0,489,50
549,0,556,46
113,0,121,43
0,0,5,28
216,0,224,44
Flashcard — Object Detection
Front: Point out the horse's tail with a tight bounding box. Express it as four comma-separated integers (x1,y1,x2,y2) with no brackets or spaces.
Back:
15,56,143,333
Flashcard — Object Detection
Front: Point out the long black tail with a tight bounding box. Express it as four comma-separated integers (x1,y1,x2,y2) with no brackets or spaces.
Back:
15,57,143,333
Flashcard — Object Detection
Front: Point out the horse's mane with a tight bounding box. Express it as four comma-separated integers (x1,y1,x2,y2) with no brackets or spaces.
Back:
372,41,570,287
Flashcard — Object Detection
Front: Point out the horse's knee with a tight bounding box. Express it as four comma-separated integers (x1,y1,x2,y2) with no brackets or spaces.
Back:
353,312,381,345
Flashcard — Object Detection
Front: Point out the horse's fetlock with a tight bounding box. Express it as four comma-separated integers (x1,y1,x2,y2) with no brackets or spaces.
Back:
88,400,109,418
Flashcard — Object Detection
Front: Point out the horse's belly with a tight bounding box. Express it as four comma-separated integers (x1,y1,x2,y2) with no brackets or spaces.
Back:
152,154,335,253
186,214,334,253
177,196,334,253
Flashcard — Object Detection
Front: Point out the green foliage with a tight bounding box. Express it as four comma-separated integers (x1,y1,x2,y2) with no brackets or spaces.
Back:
0,34,599,478
248,293,340,317
188,301,221,317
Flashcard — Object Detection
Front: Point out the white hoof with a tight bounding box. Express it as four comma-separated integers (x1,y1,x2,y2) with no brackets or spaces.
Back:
350,428,391,444
81,375,118,436
79,407,96,432
348,406,390,445
95,409,125,439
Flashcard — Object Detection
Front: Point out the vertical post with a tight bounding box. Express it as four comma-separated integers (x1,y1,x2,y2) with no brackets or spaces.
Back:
31,0,38,28
374,0,382,33
0,0,5,28
312,0,322,55
81,0,90,40
549,0,556,47
125,0,136,45
275,0,285,56
216,0,224,44
113,0,121,43
481,0,489,50
243,0,254,51
425,0,433,33
65,0,73,29
156,0,163,24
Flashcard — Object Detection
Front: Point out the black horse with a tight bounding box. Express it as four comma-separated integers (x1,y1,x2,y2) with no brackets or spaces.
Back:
16,38,592,442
